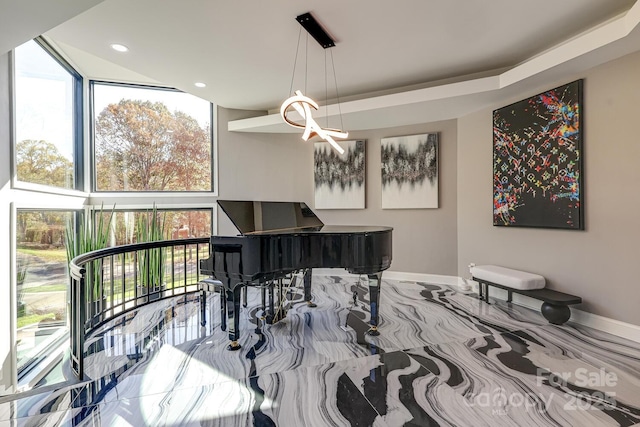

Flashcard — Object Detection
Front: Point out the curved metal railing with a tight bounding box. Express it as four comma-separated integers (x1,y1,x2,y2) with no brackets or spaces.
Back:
68,237,210,379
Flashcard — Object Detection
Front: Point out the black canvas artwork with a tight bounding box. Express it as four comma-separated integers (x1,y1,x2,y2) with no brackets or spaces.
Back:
493,80,583,229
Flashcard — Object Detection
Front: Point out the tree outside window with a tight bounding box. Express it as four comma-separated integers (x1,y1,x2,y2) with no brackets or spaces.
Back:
93,83,212,192
14,40,78,189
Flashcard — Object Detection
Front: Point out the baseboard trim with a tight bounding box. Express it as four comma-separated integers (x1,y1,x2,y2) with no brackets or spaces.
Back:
463,279,640,343
311,270,640,343
310,269,460,286
569,309,640,343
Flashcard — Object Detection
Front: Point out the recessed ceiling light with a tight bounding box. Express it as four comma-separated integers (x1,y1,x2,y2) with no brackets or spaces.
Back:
110,43,129,52
194,82,206,88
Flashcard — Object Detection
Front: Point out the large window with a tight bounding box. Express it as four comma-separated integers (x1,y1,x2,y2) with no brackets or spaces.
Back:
8,39,217,394
14,40,81,190
14,207,211,382
15,210,74,377
92,82,212,192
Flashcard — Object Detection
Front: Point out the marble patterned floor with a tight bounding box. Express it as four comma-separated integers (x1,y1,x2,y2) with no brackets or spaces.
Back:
1,275,640,426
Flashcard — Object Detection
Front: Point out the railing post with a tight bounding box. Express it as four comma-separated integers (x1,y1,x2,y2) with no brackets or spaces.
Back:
70,265,86,380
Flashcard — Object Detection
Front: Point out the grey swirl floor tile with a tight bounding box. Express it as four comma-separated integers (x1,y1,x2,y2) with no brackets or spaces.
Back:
2,276,639,427
406,331,640,427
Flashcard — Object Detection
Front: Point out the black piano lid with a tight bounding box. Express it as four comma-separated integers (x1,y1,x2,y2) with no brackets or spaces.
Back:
217,200,325,235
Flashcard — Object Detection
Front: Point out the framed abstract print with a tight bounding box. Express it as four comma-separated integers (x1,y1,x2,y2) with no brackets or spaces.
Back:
493,80,584,229
381,133,438,209
314,140,365,209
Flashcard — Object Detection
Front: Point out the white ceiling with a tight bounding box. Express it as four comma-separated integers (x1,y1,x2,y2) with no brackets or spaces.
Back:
5,0,640,131
0,0,104,56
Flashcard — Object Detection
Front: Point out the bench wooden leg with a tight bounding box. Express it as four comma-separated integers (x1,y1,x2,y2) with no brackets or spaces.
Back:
541,302,571,325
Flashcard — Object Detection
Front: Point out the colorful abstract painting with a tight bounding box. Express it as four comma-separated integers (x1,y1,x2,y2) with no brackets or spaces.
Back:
314,140,365,209
493,80,583,229
381,133,438,209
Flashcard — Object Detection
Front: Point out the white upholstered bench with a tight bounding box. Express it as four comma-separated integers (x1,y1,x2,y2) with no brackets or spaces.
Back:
470,265,581,325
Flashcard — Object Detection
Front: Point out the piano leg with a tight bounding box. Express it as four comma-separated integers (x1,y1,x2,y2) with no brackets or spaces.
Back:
220,288,227,331
303,269,317,308
268,283,275,317
367,272,382,336
200,289,207,327
226,285,242,351
242,286,248,308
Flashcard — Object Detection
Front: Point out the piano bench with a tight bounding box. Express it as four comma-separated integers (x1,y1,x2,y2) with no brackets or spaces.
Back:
199,278,223,328
200,278,247,304
200,278,223,293
199,278,248,327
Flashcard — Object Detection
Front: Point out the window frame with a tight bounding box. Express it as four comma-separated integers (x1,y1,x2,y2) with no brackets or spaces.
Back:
7,37,219,393
10,37,85,194
89,80,217,195
10,199,86,390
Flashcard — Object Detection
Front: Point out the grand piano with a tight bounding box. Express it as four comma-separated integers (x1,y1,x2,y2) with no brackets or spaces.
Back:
199,200,393,350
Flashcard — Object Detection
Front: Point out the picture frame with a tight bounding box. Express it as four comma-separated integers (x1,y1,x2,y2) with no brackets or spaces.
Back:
381,133,438,209
314,140,366,209
493,80,584,229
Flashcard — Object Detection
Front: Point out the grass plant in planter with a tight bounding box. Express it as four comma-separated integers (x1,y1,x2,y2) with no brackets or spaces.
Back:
135,205,167,302
16,254,29,317
65,206,114,319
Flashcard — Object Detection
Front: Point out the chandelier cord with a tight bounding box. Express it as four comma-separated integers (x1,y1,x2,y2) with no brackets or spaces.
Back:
330,49,345,133
304,33,308,94
288,26,303,98
325,49,328,129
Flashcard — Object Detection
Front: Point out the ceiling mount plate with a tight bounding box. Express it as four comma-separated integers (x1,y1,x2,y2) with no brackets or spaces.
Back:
296,12,335,49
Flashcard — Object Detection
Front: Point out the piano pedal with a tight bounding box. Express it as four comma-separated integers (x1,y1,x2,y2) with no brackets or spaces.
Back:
265,313,274,324
366,326,380,336
264,309,287,325
227,341,242,351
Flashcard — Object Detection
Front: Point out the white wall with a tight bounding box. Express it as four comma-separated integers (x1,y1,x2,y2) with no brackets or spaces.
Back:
215,110,458,275
316,121,458,275
457,51,640,325
216,107,313,235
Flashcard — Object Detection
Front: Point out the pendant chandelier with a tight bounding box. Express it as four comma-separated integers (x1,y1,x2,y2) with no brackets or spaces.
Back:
280,12,348,154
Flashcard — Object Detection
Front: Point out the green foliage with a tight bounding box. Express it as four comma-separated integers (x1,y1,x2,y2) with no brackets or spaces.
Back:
17,313,57,329
135,204,167,291
94,99,211,191
16,248,67,263
65,205,115,300
16,139,73,188
16,254,30,315
16,211,67,247
108,209,211,246
16,253,29,286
